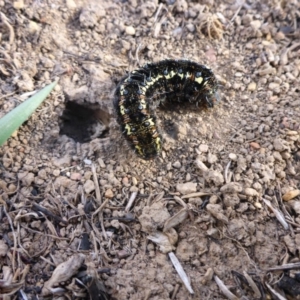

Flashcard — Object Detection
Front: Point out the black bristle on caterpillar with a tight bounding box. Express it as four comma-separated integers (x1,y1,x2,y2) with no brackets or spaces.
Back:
114,59,219,160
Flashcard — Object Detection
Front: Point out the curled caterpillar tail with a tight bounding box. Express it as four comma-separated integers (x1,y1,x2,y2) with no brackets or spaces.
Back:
114,59,219,160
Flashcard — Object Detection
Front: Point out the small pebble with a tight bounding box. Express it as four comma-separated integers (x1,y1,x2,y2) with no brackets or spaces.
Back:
250,20,261,30
220,182,243,194
176,182,197,194
247,82,256,91
173,161,181,168
66,0,76,8
244,188,259,197
53,169,60,177
132,177,138,185
283,190,300,201
273,139,287,152
186,23,195,32
105,189,114,198
84,180,95,194
229,153,237,161
250,142,260,149
122,177,129,185
13,0,24,9
70,173,82,181
199,144,209,152
125,26,136,35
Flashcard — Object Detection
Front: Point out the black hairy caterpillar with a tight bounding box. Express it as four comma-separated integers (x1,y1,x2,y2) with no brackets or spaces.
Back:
114,59,219,160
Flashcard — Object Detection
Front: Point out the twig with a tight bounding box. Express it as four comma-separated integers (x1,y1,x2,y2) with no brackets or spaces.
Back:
135,43,142,64
18,289,29,300
181,192,212,199
230,5,242,23
265,282,287,300
171,284,180,300
91,164,102,205
224,161,231,183
31,203,67,225
3,206,17,272
40,256,56,267
266,262,300,272
125,191,138,212
229,127,243,142
0,91,15,100
277,182,295,234
214,275,238,300
262,198,289,230
243,271,261,298
173,196,187,208
153,3,163,23
21,225,69,240
92,198,110,240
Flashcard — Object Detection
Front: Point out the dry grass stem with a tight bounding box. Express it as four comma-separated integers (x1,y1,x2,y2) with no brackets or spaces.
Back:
214,275,238,300
3,206,17,272
168,252,194,294
243,271,261,298
262,198,289,230
181,192,212,199
265,282,287,300
92,164,102,205
125,191,138,212
92,198,110,240
266,262,300,272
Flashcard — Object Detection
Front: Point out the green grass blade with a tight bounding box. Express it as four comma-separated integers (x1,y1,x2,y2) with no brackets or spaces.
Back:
0,79,58,146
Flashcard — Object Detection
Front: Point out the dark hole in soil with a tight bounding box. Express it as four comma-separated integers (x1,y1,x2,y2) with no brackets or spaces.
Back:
59,101,110,143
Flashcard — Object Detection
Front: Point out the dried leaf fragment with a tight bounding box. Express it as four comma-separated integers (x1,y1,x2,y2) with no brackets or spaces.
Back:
163,208,189,232
147,231,175,253
42,254,85,296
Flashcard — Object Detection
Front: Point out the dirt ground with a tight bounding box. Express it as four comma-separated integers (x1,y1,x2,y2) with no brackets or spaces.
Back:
1,0,300,299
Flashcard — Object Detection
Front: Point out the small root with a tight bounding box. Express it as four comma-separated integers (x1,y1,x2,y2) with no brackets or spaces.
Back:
197,11,224,39
0,12,15,45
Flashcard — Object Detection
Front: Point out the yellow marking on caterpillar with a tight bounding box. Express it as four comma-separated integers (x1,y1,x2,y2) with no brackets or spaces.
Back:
120,105,126,115
155,137,161,150
195,77,203,84
139,98,147,107
140,103,147,109
140,86,147,94
125,124,133,135
165,70,176,79
114,60,218,160
145,118,155,126
145,74,163,87
185,72,192,79
135,145,143,155
119,86,126,96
